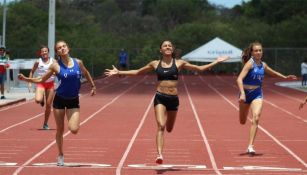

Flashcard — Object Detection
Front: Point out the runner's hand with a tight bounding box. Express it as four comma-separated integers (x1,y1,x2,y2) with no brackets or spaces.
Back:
105,65,119,77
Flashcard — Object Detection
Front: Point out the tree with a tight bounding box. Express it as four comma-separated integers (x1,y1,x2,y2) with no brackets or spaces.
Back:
239,0,307,24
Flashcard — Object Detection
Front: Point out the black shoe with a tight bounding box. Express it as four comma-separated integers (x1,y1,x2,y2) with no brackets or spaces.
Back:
1,96,5,99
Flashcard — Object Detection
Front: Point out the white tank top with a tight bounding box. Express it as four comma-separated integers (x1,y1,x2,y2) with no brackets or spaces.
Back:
36,57,55,83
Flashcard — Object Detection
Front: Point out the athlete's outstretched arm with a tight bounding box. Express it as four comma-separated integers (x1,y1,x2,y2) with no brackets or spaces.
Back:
18,63,57,83
28,61,39,91
105,61,156,77
264,63,297,79
181,56,229,72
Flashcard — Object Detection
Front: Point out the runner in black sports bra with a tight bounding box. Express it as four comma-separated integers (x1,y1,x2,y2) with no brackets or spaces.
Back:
154,58,179,111
104,40,229,165
155,58,178,81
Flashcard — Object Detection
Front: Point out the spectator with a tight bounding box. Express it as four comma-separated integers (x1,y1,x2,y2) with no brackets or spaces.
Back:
0,47,9,99
173,48,182,59
301,58,307,86
118,48,128,71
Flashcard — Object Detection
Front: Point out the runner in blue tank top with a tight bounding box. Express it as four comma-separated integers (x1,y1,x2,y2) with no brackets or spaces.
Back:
237,42,296,155
18,40,96,166
56,56,81,98
105,40,229,164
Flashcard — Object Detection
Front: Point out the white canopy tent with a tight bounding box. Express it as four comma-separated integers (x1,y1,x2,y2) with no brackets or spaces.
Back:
182,37,242,63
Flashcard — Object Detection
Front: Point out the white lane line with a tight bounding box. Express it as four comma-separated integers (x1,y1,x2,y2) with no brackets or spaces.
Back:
0,100,34,112
224,166,302,172
216,75,307,123
0,162,17,166
267,88,302,103
116,95,154,175
127,164,206,170
202,76,307,168
32,162,111,167
0,78,121,133
264,99,307,123
13,77,146,175
0,112,44,133
183,76,222,175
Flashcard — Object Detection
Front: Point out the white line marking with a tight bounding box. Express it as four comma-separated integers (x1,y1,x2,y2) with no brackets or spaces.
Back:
128,164,146,168
0,78,122,133
267,88,302,102
224,166,302,171
264,99,307,123
32,162,111,167
0,112,44,133
183,76,222,175
190,165,207,169
0,100,34,112
243,166,300,171
127,164,207,170
205,75,307,168
116,95,154,175
13,77,146,175
0,162,17,166
216,75,307,123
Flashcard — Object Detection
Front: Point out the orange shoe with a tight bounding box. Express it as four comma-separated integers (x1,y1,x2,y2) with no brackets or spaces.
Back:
155,155,163,164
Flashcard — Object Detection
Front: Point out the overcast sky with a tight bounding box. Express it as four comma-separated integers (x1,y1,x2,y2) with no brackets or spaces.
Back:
208,0,250,8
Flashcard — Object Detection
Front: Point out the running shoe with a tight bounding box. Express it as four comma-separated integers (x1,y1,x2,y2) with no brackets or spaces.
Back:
155,154,163,164
43,124,49,130
247,145,256,155
57,155,64,166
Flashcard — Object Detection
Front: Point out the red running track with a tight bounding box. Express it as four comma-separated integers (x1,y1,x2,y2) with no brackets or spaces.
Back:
0,75,306,175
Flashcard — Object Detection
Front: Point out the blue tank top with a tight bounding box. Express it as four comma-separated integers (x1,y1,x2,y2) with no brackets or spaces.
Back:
119,52,128,65
56,58,81,98
155,58,178,81
243,58,265,86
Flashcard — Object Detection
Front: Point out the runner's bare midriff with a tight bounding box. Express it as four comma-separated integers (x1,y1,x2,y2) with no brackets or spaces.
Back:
243,84,260,90
156,80,178,95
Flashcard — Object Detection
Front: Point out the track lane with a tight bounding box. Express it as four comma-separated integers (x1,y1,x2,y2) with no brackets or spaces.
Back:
217,75,307,164
1,75,306,175
11,76,157,175
0,77,121,133
198,75,306,174
119,76,217,175
0,76,141,175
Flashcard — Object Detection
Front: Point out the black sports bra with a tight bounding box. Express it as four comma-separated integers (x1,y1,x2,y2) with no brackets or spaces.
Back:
155,59,179,81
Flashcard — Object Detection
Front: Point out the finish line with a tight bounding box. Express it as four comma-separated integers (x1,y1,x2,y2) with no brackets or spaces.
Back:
0,162,17,166
223,166,302,172
32,162,111,168
128,164,207,170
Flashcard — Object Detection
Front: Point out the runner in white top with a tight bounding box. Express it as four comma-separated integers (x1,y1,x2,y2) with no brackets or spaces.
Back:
301,58,307,86
29,46,56,130
36,57,55,83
